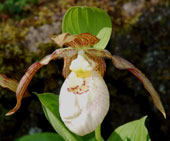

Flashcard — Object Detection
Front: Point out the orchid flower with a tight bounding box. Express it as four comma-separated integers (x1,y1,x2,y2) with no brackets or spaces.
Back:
0,32,166,136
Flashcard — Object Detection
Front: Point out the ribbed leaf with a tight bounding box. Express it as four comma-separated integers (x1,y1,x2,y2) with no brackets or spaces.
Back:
36,93,82,141
108,116,150,141
62,7,112,49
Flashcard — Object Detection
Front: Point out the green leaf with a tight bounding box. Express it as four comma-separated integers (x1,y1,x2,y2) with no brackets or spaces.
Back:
36,93,82,141
15,132,64,141
62,6,112,49
108,116,150,141
82,132,96,141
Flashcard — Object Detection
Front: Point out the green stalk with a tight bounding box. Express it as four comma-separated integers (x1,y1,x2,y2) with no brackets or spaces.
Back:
95,124,102,141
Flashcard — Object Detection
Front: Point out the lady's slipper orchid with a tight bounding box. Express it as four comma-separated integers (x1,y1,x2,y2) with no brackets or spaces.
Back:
59,50,109,135
0,33,166,136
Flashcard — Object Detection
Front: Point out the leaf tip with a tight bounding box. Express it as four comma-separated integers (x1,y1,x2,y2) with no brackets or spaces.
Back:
33,92,38,96
141,116,148,122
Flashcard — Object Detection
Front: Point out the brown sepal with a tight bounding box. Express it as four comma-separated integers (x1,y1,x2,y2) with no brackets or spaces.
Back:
51,33,99,48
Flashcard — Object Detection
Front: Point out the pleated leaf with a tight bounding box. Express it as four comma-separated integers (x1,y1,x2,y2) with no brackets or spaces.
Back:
36,93,82,141
62,6,112,49
108,116,150,141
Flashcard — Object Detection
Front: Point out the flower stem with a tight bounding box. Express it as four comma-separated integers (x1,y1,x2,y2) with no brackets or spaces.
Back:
95,124,102,141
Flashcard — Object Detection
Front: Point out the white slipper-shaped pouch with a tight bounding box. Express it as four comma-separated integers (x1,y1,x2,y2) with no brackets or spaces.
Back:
59,51,110,136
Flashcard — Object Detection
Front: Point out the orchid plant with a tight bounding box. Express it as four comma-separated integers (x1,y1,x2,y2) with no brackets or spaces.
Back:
0,7,166,141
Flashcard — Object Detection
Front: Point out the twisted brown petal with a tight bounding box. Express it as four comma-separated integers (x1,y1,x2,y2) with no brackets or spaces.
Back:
86,48,112,58
112,55,166,118
86,54,106,77
5,63,43,116
62,55,77,78
6,48,76,116
0,74,30,97
0,74,18,93
85,48,166,118
51,33,99,48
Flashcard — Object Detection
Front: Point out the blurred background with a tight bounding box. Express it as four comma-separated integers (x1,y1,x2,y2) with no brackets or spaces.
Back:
0,0,169,140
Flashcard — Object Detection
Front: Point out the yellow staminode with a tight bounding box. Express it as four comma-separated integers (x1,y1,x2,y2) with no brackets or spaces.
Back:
69,51,94,78
73,69,92,78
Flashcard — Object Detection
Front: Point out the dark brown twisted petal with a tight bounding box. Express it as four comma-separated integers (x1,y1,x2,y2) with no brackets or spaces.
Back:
86,53,106,77
0,74,30,97
6,48,76,116
85,48,112,77
5,63,43,116
85,48,112,58
51,33,99,48
0,74,18,93
85,48,166,118
62,54,77,78
112,55,166,118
